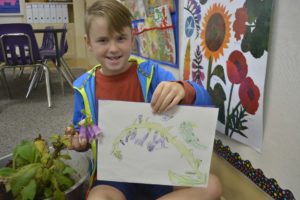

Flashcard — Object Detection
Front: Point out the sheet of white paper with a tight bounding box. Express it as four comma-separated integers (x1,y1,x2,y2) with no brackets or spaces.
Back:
97,100,218,187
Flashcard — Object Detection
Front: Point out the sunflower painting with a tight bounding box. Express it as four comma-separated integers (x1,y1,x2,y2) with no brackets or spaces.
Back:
180,0,274,151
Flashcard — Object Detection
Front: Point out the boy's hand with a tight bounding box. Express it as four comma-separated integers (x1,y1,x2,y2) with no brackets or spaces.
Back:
64,127,88,151
151,81,185,113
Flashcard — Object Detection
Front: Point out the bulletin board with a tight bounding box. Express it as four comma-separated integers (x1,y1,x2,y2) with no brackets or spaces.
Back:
122,0,179,69
0,0,23,16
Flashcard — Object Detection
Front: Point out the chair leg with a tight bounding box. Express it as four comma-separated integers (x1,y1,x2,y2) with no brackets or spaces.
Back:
26,67,40,99
28,67,36,81
60,57,75,80
0,69,12,99
33,66,44,89
42,64,52,108
56,64,73,88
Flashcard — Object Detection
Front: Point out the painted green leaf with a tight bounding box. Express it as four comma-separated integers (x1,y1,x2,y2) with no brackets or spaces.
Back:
211,65,226,84
208,83,226,124
241,0,273,58
211,83,226,106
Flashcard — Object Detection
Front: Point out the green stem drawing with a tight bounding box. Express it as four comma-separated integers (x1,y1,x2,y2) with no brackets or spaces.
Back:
111,118,207,186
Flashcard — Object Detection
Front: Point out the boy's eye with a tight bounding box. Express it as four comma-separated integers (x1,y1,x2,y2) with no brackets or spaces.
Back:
97,38,108,43
117,36,127,41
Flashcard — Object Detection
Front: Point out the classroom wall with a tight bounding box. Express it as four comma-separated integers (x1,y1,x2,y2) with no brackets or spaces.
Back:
166,0,300,198
177,0,300,198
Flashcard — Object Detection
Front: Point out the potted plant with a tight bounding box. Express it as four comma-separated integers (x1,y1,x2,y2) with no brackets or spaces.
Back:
0,117,101,200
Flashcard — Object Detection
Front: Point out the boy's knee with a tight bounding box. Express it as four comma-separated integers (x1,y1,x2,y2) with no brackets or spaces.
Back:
87,185,126,200
208,174,223,199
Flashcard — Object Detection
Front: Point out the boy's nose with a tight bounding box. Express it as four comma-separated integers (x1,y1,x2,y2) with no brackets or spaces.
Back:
108,41,118,52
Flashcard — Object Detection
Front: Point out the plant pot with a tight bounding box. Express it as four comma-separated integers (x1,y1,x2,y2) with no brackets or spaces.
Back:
0,150,92,200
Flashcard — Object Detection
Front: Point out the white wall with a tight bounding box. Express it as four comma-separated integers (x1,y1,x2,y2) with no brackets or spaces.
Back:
175,0,300,198
0,16,24,24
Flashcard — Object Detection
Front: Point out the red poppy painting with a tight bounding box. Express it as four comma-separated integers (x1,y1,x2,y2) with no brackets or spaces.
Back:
180,0,274,151
239,77,260,115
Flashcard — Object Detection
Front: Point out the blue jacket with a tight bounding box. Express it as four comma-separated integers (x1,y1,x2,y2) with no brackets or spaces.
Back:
72,56,212,187
72,56,212,129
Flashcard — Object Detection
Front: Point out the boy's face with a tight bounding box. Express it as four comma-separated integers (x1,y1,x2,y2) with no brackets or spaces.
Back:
85,17,133,76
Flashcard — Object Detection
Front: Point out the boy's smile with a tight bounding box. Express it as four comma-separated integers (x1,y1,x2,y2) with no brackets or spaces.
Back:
85,17,133,76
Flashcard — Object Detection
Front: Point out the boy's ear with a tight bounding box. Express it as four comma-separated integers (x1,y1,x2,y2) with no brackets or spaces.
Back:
84,34,92,51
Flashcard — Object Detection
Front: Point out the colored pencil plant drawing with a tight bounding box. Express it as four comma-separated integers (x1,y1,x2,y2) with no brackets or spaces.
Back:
181,0,273,150
97,101,218,186
111,115,207,186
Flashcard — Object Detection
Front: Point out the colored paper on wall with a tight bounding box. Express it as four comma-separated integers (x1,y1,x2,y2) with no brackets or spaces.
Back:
180,0,274,151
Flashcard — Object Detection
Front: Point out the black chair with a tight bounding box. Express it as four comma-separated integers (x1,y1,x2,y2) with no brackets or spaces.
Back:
0,23,52,107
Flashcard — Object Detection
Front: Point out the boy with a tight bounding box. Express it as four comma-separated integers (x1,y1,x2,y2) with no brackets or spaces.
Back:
68,0,222,199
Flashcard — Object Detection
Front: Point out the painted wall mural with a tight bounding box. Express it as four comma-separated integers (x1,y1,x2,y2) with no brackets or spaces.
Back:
180,0,274,151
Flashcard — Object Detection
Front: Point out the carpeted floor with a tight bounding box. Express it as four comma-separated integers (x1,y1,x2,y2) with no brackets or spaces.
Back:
0,67,86,157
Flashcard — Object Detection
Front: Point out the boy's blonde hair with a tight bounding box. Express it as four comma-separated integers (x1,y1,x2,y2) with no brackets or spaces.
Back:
85,0,133,37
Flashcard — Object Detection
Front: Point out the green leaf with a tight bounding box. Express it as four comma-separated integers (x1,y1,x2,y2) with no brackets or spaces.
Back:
244,0,266,23
59,154,72,160
62,166,76,175
53,189,66,200
241,27,252,53
54,173,74,191
208,84,226,124
20,179,36,200
62,139,71,148
234,130,248,138
211,65,226,84
217,104,225,124
41,168,51,184
53,159,66,173
43,187,53,198
0,167,16,177
250,27,265,58
211,83,226,106
50,134,60,142
13,140,39,168
10,163,40,196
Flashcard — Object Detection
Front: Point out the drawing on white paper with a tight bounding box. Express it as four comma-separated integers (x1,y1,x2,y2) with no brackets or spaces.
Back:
111,114,208,185
98,100,218,187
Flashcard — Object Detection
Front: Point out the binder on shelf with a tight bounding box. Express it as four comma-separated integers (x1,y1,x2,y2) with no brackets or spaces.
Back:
38,4,45,23
31,4,39,24
44,4,51,23
56,4,64,23
62,4,69,23
26,4,33,23
50,4,57,23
